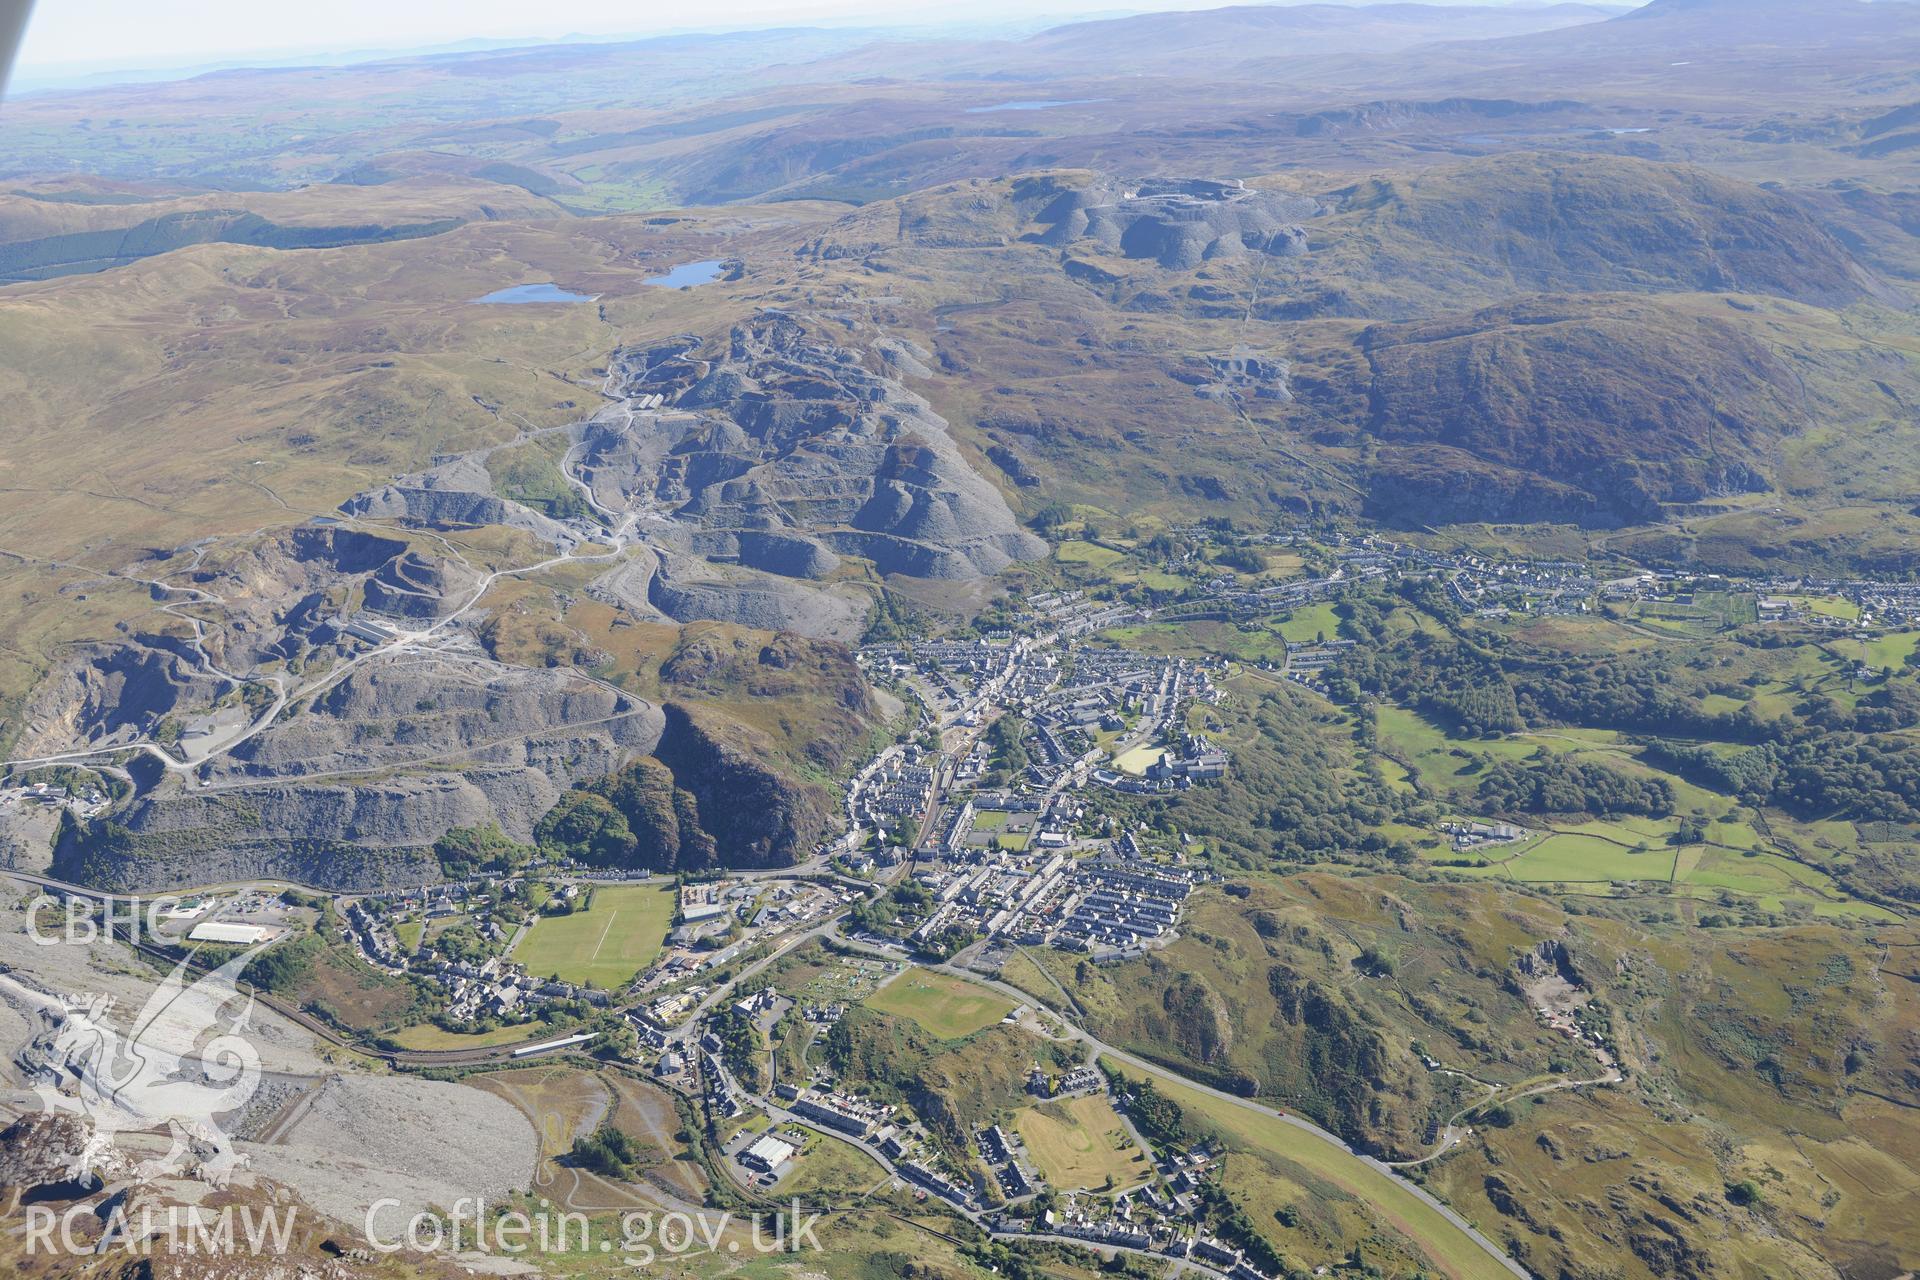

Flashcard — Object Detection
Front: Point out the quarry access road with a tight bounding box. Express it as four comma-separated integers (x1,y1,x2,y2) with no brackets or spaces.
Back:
1385,1068,1625,1170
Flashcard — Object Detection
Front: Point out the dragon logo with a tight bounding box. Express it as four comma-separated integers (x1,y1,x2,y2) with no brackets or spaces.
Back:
23,947,264,1188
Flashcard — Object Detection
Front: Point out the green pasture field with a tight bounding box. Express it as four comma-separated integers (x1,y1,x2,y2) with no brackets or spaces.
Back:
865,967,1014,1039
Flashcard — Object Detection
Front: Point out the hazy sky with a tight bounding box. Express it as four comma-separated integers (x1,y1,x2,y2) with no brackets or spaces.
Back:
15,0,1201,74
14,0,1530,77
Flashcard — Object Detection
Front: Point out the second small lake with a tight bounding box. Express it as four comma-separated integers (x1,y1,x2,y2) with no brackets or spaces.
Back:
471,282,597,304
643,259,727,288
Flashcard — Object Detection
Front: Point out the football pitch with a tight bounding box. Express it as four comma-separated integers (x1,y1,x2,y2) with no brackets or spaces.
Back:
513,883,675,989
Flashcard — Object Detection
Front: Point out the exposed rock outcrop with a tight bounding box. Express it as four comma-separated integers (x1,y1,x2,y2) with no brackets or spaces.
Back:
651,701,835,868
0,1113,126,1196
15,634,228,757
1027,175,1315,269
1172,345,1292,403
361,549,480,620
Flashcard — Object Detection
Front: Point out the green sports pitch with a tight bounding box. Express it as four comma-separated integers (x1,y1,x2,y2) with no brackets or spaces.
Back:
865,967,1015,1038
512,883,675,988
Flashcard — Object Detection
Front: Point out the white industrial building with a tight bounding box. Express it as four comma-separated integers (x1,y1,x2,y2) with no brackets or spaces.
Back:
742,1133,797,1173
187,921,275,945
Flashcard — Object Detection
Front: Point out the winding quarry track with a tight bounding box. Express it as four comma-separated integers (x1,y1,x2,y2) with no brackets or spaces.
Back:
0,387,651,780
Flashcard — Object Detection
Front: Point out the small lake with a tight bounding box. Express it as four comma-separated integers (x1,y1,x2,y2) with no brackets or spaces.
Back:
471,282,598,304
643,259,727,288
965,98,1101,114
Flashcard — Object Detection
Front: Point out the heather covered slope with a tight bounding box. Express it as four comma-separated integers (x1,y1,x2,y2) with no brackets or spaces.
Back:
0,176,562,281
1313,295,1912,526
1007,877,1920,1280
796,157,1919,542
1300,153,1901,314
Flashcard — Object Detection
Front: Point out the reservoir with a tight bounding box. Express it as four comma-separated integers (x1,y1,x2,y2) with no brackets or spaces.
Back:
472,282,597,304
643,259,726,288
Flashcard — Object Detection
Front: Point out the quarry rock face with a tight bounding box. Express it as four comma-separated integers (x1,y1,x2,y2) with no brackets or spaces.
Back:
800,170,1316,278
692,529,841,580
342,459,580,550
0,1114,126,1195
649,701,835,870
209,661,662,782
589,312,1047,579
1174,345,1293,403
15,635,227,759
640,555,869,641
36,308,1034,888
56,657,668,891
341,310,1042,618
361,550,480,620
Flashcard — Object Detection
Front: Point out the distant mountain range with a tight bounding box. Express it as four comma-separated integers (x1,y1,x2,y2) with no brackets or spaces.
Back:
4,0,1918,565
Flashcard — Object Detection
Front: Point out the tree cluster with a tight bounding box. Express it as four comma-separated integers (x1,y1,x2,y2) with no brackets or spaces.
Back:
433,823,534,878
569,1124,644,1179
1476,756,1675,818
